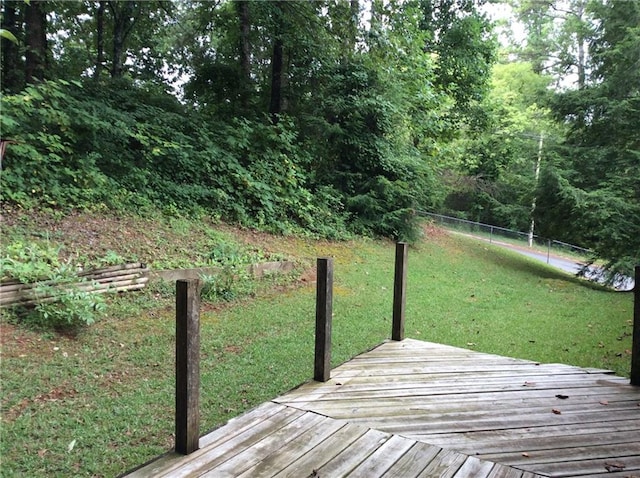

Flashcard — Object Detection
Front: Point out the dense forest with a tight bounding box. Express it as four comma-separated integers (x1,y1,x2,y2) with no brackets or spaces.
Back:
1,0,638,280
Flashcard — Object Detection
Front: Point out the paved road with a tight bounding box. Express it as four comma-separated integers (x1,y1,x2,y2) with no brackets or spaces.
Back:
456,232,635,291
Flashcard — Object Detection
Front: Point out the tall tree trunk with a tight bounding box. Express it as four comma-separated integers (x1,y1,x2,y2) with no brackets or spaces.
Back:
94,1,106,81
575,0,587,90
1,0,22,92
349,0,360,49
109,1,137,78
24,0,47,84
370,0,382,33
269,37,283,123
268,2,284,123
237,0,251,111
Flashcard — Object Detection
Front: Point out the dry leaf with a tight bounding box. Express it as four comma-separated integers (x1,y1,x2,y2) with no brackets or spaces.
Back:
37,449,48,458
551,408,562,415
604,461,625,472
599,400,609,406
523,381,536,387
521,452,530,458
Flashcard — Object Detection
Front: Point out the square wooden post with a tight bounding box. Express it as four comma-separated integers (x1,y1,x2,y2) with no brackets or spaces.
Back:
631,266,640,386
175,279,200,454
392,242,408,341
314,258,333,382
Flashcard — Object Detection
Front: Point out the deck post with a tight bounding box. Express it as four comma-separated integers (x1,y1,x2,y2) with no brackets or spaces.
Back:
175,279,201,454
314,258,333,382
392,242,408,341
631,266,640,386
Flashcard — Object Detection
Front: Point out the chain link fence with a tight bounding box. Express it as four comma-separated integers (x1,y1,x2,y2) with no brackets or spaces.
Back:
418,211,591,264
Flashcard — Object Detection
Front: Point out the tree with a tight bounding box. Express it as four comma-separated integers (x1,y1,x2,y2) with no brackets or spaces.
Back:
1,0,22,91
94,1,106,81
108,0,138,78
537,0,640,280
442,61,557,229
511,0,595,90
268,1,285,122
24,0,48,84
419,0,496,113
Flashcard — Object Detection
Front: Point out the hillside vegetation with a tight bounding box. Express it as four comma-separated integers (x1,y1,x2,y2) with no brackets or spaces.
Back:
2,0,639,279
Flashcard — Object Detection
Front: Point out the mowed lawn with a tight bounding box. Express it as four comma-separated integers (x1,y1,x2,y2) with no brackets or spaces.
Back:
0,229,634,477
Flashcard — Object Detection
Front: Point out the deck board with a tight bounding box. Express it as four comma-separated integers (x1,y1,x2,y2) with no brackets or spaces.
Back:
274,339,640,478
124,339,639,477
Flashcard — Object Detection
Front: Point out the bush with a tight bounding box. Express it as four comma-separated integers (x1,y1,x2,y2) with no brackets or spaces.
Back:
1,241,106,331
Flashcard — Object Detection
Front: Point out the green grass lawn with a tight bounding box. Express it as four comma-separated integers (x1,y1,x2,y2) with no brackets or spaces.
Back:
0,229,634,477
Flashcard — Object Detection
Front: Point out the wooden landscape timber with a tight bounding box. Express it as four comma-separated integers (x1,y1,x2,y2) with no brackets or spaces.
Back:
0,260,295,309
147,261,295,282
0,262,149,308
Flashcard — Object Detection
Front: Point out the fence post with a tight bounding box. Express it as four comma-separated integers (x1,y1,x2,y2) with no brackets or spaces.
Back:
314,258,333,382
392,242,408,341
631,266,640,386
175,279,200,454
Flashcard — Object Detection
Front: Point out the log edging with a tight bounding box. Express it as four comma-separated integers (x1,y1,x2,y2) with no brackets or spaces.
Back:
0,261,296,308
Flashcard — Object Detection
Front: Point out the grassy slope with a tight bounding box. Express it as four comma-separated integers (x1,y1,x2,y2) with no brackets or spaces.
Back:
0,211,634,477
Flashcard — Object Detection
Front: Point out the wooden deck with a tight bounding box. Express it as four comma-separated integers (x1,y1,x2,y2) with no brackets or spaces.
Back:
124,339,640,478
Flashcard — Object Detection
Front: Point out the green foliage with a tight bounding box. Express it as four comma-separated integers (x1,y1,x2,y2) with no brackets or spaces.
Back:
1,241,63,283
542,0,640,278
304,58,438,240
0,0,502,243
1,241,106,330
440,62,557,230
201,242,257,302
200,267,255,303
0,79,324,232
22,284,106,331
0,81,115,208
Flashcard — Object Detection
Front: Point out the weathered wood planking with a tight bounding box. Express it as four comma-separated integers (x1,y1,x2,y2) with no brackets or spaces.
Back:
123,402,520,478
124,339,638,477
275,339,640,478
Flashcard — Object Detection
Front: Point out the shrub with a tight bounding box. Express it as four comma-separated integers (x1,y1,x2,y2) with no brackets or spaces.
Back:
1,241,106,331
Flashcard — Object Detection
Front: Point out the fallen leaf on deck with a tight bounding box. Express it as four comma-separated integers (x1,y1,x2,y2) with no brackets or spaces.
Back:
551,408,562,415
599,400,609,405
604,461,625,472
522,452,530,458
555,394,569,399
523,381,536,387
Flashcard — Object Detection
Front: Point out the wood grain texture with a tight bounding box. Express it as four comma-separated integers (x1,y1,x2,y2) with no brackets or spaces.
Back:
175,279,200,455
275,339,640,477
124,339,640,477
392,242,408,341
314,257,333,382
